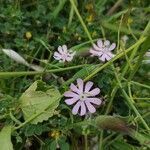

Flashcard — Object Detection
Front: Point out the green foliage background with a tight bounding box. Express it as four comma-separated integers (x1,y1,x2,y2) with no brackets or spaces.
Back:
0,0,150,150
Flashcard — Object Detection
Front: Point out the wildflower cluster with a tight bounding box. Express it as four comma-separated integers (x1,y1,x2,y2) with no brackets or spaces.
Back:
53,39,116,116
53,39,116,62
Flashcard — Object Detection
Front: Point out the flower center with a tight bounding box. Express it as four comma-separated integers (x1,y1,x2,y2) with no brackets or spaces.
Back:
101,45,110,54
79,93,88,101
62,53,68,59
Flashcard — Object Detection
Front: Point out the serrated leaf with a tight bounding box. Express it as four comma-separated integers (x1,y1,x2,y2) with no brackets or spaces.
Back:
24,124,50,136
0,126,13,150
20,81,61,124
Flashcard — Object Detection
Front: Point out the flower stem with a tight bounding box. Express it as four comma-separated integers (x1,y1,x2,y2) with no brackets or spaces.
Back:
9,111,22,125
84,134,88,150
84,37,146,81
101,21,142,35
69,0,93,45
122,78,150,89
0,64,88,78
104,21,150,115
99,131,104,150
113,65,150,132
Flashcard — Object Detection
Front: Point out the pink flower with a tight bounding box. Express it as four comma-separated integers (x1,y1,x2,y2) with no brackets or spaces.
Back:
90,39,116,62
64,78,102,116
53,45,76,62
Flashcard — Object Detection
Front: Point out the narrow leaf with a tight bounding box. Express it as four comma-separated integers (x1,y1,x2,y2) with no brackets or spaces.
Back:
2,49,44,71
2,49,29,66
95,115,131,133
0,126,13,150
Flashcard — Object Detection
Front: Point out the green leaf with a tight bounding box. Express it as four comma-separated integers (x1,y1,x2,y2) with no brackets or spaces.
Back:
50,140,57,150
131,131,150,148
20,81,61,124
95,115,131,133
24,124,50,136
62,65,98,87
95,115,150,148
58,138,69,150
51,0,67,19
0,126,13,150
111,140,134,150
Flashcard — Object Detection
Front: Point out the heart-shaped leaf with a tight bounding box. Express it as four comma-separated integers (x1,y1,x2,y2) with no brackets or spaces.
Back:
20,81,61,124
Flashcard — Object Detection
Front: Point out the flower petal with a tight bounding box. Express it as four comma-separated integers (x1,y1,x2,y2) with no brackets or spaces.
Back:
58,46,63,54
53,56,61,60
107,52,114,58
66,55,73,61
77,78,84,93
93,44,102,51
90,49,99,56
97,39,103,48
105,55,112,61
65,97,79,105
99,54,106,62
62,45,67,53
104,40,110,46
70,51,76,56
85,101,96,113
109,43,116,51
97,51,103,57
88,88,100,96
66,57,72,61
80,101,86,116
64,91,79,98
70,83,80,94
53,52,62,59
66,52,76,61
72,101,81,115
86,98,102,105
85,81,93,92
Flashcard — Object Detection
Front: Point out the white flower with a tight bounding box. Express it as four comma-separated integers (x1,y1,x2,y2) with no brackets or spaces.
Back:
90,39,116,62
53,45,76,62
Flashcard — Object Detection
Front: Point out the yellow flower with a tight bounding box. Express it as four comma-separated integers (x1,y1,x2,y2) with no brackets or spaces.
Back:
92,31,97,37
85,3,94,11
74,33,81,41
86,14,94,23
128,18,133,24
49,130,61,139
25,32,32,40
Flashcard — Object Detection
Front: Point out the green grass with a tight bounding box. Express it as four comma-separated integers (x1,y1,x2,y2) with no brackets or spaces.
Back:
0,0,150,150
